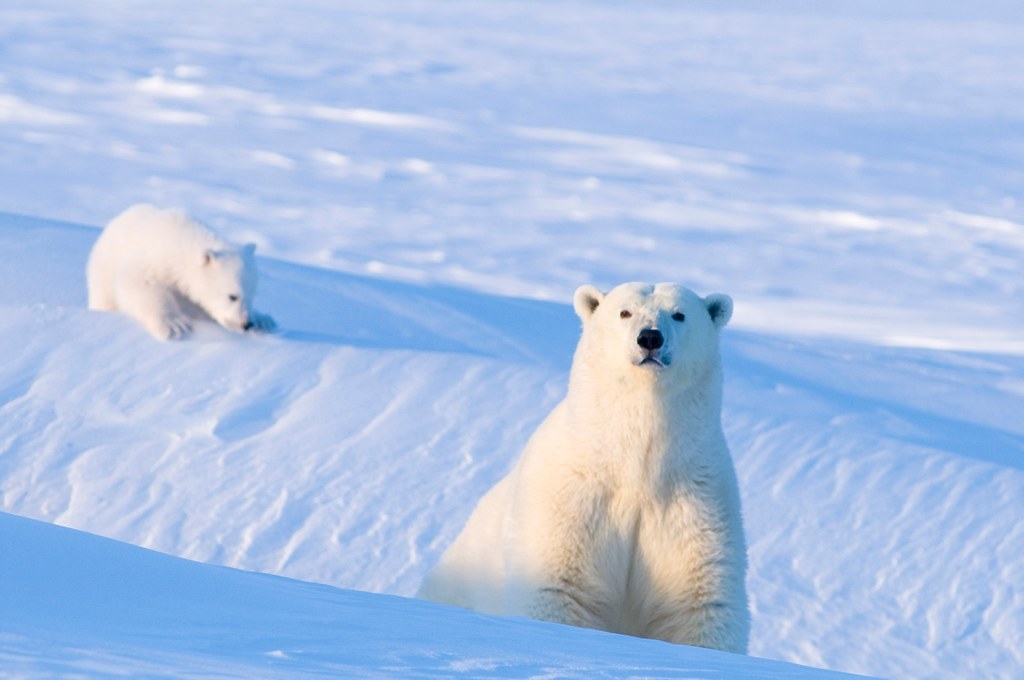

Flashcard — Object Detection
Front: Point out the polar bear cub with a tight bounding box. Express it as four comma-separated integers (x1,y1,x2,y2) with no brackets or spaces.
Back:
87,204,275,340
418,282,749,653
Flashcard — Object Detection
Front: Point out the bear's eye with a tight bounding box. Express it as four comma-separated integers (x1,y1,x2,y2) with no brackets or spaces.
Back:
228,294,239,302
672,312,685,322
620,310,632,319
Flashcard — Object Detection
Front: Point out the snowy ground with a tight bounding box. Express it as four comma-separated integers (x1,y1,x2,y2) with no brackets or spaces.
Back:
2,1,1023,677
4,511,858,679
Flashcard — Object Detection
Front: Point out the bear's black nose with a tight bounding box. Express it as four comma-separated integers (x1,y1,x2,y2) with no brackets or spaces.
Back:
637,328,664,350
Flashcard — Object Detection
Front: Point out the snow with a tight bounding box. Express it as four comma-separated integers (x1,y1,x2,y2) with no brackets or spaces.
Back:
1,0,1023,677
3,512,858,679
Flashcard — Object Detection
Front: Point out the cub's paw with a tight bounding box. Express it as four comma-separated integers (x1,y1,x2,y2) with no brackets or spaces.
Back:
155,314,193,341
247,311,277,333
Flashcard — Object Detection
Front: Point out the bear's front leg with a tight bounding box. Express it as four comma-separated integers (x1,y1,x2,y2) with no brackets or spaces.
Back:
527,579,604,630
656,592,750,654
115,273,193,341
508,494,612,632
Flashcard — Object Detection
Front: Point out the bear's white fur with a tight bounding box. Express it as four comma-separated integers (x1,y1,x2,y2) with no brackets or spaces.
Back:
418,282,749,653
87,204,275,340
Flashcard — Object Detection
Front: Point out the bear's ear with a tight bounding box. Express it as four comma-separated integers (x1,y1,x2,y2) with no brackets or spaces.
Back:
704,293,733,329
573,284,604,321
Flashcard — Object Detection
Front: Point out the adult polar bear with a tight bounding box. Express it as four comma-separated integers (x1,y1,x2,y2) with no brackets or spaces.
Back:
419,282,749,653
87,204,275,340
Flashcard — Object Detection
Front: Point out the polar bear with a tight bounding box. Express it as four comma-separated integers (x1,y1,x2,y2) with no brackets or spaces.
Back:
418,282,749,653
87,204,276,340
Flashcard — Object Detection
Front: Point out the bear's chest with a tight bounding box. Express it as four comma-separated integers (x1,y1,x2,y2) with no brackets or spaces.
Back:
586,484,728,634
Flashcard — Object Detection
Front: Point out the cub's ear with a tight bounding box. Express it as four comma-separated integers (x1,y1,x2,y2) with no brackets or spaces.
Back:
243,243,257,257
704,293,733,329
573,284,605,321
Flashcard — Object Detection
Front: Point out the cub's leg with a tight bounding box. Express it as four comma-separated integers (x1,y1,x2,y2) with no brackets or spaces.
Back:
86,254,117,312
87,285,117,312
114,272,192,340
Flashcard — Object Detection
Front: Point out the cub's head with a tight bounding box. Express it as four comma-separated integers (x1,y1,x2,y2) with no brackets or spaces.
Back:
572,282,732,388
193,244,260,333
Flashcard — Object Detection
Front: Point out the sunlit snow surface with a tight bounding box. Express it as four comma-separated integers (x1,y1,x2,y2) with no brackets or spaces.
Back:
1,1,1023,677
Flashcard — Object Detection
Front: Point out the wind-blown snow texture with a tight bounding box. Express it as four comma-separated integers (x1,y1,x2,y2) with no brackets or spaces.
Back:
2,1,1023,678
